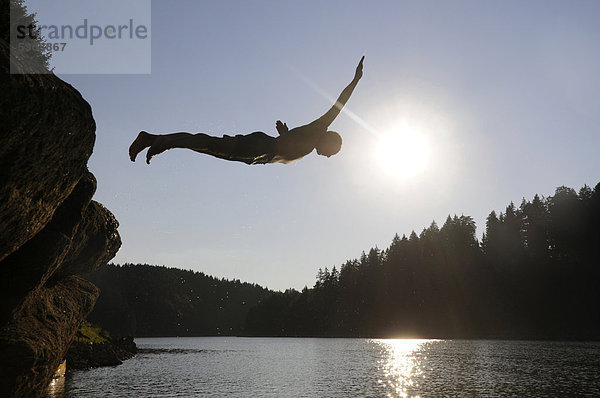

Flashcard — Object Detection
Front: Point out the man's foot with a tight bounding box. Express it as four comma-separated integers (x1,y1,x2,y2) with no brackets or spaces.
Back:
129,131,156,162
145,136,169,164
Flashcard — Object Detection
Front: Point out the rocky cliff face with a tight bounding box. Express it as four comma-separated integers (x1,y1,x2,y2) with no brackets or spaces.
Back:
0,39,121,397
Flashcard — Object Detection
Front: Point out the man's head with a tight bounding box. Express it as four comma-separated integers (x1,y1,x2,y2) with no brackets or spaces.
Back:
315,131,342,157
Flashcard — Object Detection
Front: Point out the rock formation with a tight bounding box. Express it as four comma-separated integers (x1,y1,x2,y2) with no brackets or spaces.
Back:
0,34,121,397
66,335,137,370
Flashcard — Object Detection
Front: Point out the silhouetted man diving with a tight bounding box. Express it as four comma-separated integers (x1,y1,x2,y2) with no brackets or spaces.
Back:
129,56,364,165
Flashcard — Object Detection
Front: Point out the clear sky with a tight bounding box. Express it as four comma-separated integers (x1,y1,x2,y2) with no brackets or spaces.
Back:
28,0,600,291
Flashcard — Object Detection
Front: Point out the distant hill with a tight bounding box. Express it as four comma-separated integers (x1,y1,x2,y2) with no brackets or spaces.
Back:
85,263,270,337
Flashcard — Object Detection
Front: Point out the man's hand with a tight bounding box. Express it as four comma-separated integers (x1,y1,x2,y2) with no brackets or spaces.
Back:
354,56,364,81
276,120,289,135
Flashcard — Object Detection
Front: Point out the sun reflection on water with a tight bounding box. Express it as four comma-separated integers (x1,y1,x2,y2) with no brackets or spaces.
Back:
372,339,429,398
46,376,65,397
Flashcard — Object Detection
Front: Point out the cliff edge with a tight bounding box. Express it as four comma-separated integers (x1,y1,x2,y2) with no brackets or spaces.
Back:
0,35,121,397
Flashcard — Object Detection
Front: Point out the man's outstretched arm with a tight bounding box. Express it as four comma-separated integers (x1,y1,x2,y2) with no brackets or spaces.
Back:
315,56,364,128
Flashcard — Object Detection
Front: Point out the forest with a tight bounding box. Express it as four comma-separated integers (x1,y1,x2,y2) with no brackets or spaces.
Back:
245,183,600,339
87,183,599,340
85,264,270,337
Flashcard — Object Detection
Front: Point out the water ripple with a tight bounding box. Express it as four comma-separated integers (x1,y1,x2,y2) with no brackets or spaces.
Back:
50,338,600,397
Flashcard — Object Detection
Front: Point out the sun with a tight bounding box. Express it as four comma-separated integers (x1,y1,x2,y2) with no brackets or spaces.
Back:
374,127,431,179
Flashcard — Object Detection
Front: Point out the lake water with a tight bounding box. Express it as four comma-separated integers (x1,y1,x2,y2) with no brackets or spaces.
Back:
47,337,600,397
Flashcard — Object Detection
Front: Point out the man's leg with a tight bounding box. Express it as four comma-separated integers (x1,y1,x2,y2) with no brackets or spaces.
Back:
144,132,214,164
129,131,237,164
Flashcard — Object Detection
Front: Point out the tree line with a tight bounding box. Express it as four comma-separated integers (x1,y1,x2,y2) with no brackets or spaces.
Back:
86,183,599,339
245,183,600,339
85,263,270,337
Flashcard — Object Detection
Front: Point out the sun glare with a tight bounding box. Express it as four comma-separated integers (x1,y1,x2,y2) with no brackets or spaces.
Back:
373,339,428,397
374,126,431,180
